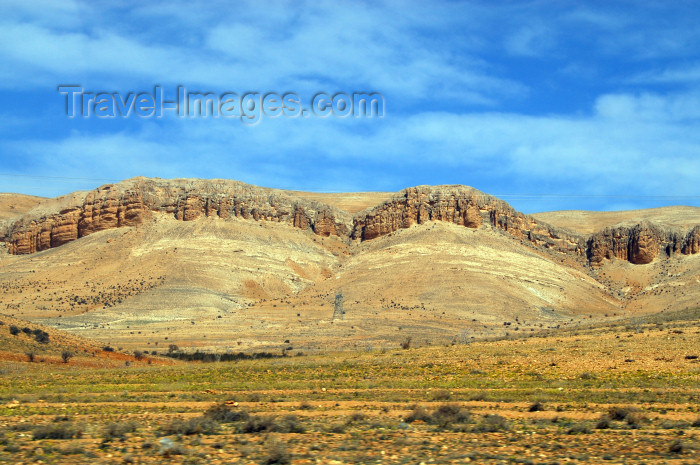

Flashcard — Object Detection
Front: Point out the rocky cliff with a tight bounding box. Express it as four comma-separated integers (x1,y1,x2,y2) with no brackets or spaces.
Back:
4,178,351,255
352,186,587,256
587,223,700,266
3,179,699,267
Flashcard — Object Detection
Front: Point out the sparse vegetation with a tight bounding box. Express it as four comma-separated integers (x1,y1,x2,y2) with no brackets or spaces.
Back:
430,389,451,401
595,415,612,429
566,422,591,435
160,416,218,436
103,420,139,441
528,401,545,412
0,309,697,463
241,415,305,434
430,403,472,428
32,418,83,440
473,414,508,432
165,350,284,362
204,403,250,423
669,439,685,454
263,436,291,465
34,330,50,344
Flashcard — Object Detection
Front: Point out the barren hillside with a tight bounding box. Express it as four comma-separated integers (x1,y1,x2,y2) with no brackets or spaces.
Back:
292,191,393,213
1,178,698,352
0,193,46,220
533,206,700,235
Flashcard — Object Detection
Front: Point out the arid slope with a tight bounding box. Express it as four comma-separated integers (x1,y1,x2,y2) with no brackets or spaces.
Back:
533,206,700,235
1,178,699,352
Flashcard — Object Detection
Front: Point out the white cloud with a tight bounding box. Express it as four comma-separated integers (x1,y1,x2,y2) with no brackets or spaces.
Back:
6,89,699,211
595,91,700,121
0,1,525,105
2,1,700,212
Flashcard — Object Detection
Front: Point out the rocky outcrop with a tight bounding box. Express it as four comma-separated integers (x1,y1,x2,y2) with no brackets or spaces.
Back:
6,178,351,254
4,180,699,266
682,226,700,255
352,186,700,266
587,222,700,266
351,186,484,240
352,186,586,256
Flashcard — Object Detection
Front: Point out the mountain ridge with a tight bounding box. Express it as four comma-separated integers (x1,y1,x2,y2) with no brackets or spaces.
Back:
1,177,699,351
3,177,699,269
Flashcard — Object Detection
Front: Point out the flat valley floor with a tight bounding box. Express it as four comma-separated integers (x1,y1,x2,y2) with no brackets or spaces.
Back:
1,310,699,464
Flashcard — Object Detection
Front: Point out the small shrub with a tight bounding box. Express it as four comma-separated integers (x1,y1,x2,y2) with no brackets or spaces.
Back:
102,346,115,352
625,411,647,429
528,401,545,412
33,420,83,440
274,415,305,433
57,443,86,455
669,439,684,454
263,436,291,465
566,422,591,435
297,402,313,410
25,352,36,363
431,389,451,401
204,403,250,423
327,421,346,433
691,417,700,427
103,420,139,441
404,405,431,423
431,403,471,428
61,351,73,363
34,331,50,344
161,417,218,436
659,419,689,429
400,337,412,350
607,406,638,421
4,442,20,453
473,414,508,432
9,325,20,336
22,327,32,335
345,412,366,425
241,415,304,434
469,392,489,401
595,415,612,429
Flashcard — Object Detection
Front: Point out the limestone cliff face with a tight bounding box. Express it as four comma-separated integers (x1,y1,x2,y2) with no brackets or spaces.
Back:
586,222,700,266
6,178,350,254
4,180,699,266
351,186,700,266
352,186,586,256
682,226,700,255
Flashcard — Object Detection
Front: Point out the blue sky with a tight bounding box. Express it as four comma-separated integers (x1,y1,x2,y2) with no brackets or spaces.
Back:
1,0,699,213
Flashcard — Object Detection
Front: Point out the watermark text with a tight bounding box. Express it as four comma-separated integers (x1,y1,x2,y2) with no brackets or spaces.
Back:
58,86,384,124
